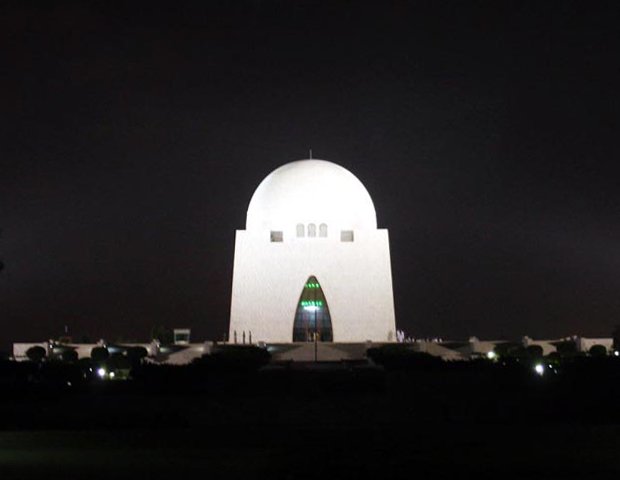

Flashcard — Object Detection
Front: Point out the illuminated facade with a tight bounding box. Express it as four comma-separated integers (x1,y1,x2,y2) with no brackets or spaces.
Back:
229,159,396,343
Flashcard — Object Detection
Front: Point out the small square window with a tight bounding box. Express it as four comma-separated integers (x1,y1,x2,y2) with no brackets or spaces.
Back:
270,231,283,242
340,230,354,242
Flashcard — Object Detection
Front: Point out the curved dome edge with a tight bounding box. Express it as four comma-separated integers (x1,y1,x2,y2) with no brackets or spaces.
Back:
245,159,377,231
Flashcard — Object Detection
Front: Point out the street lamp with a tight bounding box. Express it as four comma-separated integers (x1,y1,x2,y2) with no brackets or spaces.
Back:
303,303,319,361
314,303,318,362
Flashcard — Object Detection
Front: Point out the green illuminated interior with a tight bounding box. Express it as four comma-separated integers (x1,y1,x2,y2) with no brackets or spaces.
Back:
293,276,333,342
300,300,323,307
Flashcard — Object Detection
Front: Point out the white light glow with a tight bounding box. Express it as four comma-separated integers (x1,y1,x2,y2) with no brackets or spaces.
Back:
109,372,115,379
97,368,106,378
303,306,320,312
486,351,496,360
614,351,619,357
534,364,544,376
246,159,377,231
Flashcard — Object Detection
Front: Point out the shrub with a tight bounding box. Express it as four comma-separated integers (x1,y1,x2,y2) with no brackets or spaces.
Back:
494,343,526,359
91,346,109,363
107,352,131,370
555,340,578,357
61,349,78,363
26,345,46,363
526,345,544,358
209,345,271,371
78,357,93,370
589,344,607,357
126,346,148,366
367,344,443,370
39,362,82,387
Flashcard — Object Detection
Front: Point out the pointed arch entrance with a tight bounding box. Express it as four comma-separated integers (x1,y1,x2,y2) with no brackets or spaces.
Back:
292,276,333,342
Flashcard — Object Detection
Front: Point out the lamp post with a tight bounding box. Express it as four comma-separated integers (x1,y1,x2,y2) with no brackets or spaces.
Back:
302,281,321,361
314,305,318,362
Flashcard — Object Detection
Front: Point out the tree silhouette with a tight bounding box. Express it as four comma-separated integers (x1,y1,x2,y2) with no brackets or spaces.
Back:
26,346,46,363
127,346,148,366
61,350,78,363
526,345,544,358
589,344,607,357
91,346,109,363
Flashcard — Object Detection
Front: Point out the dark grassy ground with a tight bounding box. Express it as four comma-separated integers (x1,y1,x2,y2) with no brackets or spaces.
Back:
1,361,620,478
2,425,619,479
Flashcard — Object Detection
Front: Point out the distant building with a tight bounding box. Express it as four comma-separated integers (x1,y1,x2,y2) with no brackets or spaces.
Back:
173,328,191,345
576,336,614,353
228,159,397,343
11,334,618,364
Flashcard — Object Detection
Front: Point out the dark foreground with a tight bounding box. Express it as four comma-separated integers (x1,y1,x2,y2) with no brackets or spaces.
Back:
2,424,619,479
2,359,620,478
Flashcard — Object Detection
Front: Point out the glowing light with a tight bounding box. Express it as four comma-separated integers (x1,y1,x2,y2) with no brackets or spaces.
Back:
486,351,496,360
109,372,115,379
534,364,544,376
304,306,319,312
300,300,323,307
614,351,619,357
97,368,106,378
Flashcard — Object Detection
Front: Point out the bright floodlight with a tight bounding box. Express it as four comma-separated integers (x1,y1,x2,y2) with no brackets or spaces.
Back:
486,351,496,360
97,368,106,378
109,372,116,379
534,364,544,376
614,351,619,357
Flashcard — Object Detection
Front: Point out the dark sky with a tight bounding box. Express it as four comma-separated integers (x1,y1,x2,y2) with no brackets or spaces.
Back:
2,0,620,348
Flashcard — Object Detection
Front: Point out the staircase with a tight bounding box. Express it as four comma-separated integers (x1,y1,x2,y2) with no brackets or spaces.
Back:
268,342,369,362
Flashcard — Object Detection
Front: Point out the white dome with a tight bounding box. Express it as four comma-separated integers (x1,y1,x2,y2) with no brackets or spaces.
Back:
246,159,377,231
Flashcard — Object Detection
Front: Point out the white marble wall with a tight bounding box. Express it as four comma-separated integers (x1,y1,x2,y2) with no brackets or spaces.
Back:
229,227,396,343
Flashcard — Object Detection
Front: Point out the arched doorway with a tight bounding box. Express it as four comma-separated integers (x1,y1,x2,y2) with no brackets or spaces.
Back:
292,276,333,342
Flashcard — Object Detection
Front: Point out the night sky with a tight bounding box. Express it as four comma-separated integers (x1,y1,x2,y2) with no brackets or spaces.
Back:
2,1,620,349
